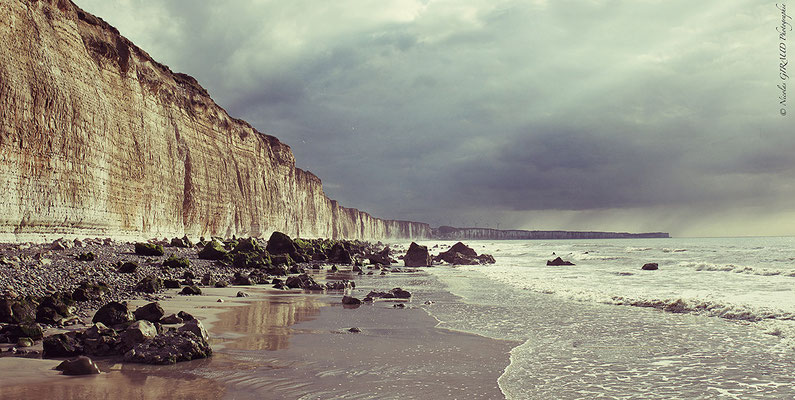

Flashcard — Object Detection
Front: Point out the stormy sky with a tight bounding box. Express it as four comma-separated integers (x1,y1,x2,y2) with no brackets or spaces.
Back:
76,0,793,237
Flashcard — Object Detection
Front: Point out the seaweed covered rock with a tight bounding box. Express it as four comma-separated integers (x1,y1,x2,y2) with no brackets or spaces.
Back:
327,243,352,264
404,242,431,267
82,323,121,356
367,247,392,265
123,330,212,365
285,274,323,290
198,240,228,260
180,285,202,295
135,243,164,256
162,255,190,269
117,261,139,273
76,252,96,262
170,236,194,248
0,297,37,324
93,301,134,326
43,332,83,358
266,231,297,257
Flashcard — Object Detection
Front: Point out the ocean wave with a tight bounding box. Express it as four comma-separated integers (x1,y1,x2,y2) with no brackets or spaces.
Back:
608,296,795,322
684,262,795,277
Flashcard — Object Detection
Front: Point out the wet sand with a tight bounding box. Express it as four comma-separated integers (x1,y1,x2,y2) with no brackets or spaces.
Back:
0,271,514,399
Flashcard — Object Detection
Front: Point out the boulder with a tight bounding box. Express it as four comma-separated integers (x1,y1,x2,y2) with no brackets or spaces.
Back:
547,257,575,266
236,291,250,297
180,285,202,295
265,231,298,259
200,273,216,286
134,276,163,294
327,243,352,264
134,302,165,322
162,255,190,269
367,247,391,265
72,282,107,302
270,254,294,266
285,274,323,290
404,242,431,267
214,281,229,288
93,301,133,326
163,279,181,289
135,243,164,256
1,322,43,341
348,327,361,333
178,319,209,343
82,322,121,356
43,333,83,358
160,314,184,324
230,273,253,286
170,236,193,248
198,240,228,260
56,356,101,375
0,298,37,324
231,237,263,254
123,331,212,365
435,242,495,265
117,261,138,273
121,320,157,348
76,252,96,262
341,296,362,305
642,263,659,271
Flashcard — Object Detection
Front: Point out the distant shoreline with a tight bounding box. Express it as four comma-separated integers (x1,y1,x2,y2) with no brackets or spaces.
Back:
432,226,670,240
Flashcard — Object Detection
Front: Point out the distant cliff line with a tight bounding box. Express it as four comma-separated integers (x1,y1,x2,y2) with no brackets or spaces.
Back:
432,226,670,240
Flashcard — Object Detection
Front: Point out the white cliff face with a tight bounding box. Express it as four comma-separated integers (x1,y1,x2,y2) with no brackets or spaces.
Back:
0,0,430,242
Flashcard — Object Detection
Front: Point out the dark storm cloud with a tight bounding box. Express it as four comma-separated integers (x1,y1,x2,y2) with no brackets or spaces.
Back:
76,0,794,236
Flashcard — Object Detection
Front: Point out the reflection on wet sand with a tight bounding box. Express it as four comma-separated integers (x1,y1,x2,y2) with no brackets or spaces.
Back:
0,362,226,400
214,294,324,351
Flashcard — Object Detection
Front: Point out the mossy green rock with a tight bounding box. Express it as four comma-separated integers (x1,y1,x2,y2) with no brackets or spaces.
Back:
162,255,190,269
198,240,227,260
135,243,164,256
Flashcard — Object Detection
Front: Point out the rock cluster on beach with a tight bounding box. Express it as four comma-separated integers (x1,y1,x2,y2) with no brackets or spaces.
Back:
0,231,498,368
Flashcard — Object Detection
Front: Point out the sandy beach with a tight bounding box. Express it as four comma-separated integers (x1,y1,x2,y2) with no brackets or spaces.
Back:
0,266,514,400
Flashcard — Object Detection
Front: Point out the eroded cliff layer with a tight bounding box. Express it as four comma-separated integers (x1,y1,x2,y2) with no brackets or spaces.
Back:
0,0,431,241
433,226,670,240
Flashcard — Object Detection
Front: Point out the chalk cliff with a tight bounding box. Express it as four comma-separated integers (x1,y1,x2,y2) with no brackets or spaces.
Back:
0,0,431,241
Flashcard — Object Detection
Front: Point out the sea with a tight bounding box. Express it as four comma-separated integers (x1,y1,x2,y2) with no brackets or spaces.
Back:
418,237,795,399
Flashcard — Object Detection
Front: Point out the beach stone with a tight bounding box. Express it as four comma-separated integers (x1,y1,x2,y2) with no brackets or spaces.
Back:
43,333,83,358
163,279,181,289
198,240,228,260
0,298,37,324
16,337,34,347
180,285,202,295
134,276,164,294
327,243,352,264
231,273,253,286
183,271,196,280
135,243,164,256
348,327,361,333
236,291,249,297
642,263,659,270
200,273,216,286
93,301,133,326
124,330,212,365
134,302,165,322
160,314,183,324
162,255,190,269
56,356,101,375
341,296,361,305
121,320,157,348
76,252,96,262
547,257,575,266
178,311,195,321
83,323,121,356
404,242,432,267
367,247,391,265
72,282,108,302
285,274,322,290
390,288,412,299
117,261,139,273
179,319,210,342
170,236,193,248
214,280,229,288
393,303,406,309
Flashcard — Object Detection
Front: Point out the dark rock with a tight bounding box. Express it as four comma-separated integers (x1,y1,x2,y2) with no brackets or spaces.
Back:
391,288,412,299
134,276,163,294
285,274,322,290
265,232,298,259
93,301,133,326
476,254,496,264
160,314,183,324
198,240,228,260
348,327,361,333
393,303,406,309
214,281,229,288
435,242,495,265
72,282,108,302
178,319,209,342
1,322,43,341
0,298,37,324
43,333,83,358
642,263,659,271
200,273,216,286
183,271,196,280
230,273,253,286
121,320,157,348
162,255,190,269
177,311,195,321
325,280,352,290
134,302,165,322
288,265,304,274
341,296,361,305
270,254,294,266
327,243,352,264
231,237,263,254
180,285,202,295
163,279,181,289
236,291,249,298
135,243,164,256
117,261,139,273
330,265,338,272
547,257,575,266
367,247,391,265
56,356,101,375
170,236,193,248
17,337,34,347
76,252,96,262
82,323,121,356
123,330,212,365
36,307,63,325
447,242,478,257
404,242,431,267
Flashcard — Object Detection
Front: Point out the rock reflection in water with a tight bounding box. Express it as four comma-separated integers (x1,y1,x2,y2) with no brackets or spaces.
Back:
214,294,324,351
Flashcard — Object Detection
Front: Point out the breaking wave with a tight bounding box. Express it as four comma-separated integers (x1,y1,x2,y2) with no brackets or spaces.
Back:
683,262,795,277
